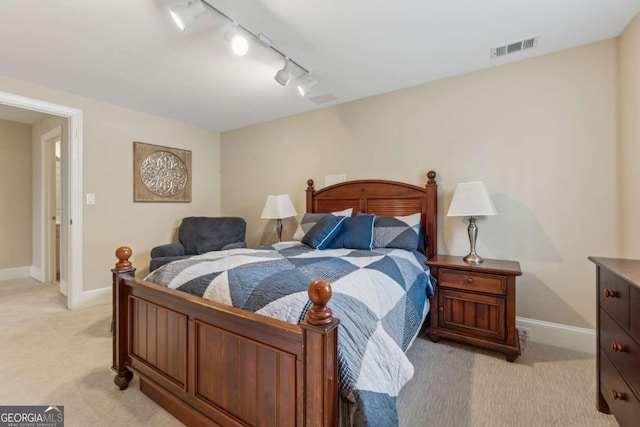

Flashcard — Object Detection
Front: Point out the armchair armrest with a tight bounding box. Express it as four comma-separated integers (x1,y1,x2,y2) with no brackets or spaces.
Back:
150,242,185,258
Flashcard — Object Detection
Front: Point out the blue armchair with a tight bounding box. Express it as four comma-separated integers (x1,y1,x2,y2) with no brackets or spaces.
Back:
149,216,247,272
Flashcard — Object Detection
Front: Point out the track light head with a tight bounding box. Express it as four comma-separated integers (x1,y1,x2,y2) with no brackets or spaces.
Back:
169,0,205,32
224,23,249,56
297,77,319,97
275,59,291,86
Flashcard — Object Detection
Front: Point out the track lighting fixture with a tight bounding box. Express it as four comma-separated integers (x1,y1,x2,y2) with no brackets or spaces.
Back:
274,59,291,86
167,0,331,100
224,22,249,56
297,76,319,97
169,0,205,32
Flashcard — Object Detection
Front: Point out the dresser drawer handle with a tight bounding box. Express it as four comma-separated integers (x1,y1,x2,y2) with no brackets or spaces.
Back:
611,342,625,352
603,289,618,298
466,277,474,285
612,389,626,400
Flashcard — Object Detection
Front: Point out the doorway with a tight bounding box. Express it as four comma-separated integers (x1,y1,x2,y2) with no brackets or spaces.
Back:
42,128,63,293
0,90,83,309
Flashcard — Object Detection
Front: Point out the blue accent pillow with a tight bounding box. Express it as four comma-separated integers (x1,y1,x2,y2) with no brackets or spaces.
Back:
326,215,375,250
292,208,353,241
301,214,346,249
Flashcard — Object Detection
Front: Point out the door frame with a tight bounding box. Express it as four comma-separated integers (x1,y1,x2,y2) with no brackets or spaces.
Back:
0,90,83,309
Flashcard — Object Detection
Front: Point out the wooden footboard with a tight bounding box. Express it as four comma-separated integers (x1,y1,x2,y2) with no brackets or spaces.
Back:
111,247,339,426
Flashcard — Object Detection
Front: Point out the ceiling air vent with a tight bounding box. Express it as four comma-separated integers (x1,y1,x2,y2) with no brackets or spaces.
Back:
491,35,539,59
309,93,338,104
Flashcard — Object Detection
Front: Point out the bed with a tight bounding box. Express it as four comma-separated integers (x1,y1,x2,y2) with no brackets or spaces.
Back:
111,171,438,426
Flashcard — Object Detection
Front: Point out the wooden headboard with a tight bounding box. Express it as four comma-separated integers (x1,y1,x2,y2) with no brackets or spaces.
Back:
305,171,437,258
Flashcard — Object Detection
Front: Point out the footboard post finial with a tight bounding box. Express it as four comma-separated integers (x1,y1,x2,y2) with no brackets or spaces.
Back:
307,279,334,326
112,246,136,391
301,279,339,425
115,246,133,270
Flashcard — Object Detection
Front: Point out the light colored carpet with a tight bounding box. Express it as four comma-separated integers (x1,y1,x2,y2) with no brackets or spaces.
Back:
0,278,618,427
398,332,617,426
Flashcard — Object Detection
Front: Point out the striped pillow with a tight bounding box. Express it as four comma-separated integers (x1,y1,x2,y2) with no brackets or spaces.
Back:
373,212,421,251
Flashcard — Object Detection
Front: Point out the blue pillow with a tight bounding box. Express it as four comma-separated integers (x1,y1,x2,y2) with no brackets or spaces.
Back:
301,214,346,249
326,215,374,250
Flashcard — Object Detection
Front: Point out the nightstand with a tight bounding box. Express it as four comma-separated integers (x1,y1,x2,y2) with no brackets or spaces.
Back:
426,254,522,362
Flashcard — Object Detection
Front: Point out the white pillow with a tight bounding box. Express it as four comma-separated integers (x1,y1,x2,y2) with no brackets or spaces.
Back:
291,208,354,241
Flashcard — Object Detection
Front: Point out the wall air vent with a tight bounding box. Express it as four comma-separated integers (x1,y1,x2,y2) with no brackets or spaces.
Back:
491,35,539,59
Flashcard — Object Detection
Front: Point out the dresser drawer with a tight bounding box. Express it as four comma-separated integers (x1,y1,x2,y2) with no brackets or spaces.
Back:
439,269,506,295
631,285,640,343
599,268,630,327
600,309,640,398
600,350,640,426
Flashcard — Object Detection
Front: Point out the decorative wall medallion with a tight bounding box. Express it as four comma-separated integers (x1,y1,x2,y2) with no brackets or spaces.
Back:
133,142,192,202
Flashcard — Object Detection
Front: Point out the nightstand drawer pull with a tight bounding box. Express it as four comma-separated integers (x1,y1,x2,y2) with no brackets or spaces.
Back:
603,289,618,298
466,277,474,284
611,342,625,352
612,389,626,400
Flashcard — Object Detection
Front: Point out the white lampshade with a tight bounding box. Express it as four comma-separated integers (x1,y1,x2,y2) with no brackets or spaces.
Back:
261,194,298,219
447,181,497,217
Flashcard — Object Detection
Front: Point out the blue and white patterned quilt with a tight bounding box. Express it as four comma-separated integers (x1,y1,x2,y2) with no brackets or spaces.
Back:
144,242,434,426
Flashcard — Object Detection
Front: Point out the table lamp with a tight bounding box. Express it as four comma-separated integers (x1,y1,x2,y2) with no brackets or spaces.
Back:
261,194,298,242
447,181,497,264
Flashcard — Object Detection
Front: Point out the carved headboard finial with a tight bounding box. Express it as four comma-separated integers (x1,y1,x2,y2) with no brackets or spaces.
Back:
307,179,315,191
427,170,436,185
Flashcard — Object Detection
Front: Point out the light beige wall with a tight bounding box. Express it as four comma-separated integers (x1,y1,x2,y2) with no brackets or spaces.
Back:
221,40,618,329
0,74,221,290
0,119,32,269
618,14,640,258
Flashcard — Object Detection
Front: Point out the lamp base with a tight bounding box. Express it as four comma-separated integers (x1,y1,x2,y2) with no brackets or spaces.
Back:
464,216,484,264
463,251,484,264
276,219,283,242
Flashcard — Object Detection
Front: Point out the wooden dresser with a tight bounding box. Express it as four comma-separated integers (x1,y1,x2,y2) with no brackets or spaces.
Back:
589,257,640,426
426,255,522,362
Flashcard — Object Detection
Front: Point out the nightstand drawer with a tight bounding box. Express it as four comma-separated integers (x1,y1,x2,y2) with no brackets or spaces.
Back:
600,349,640,426
440,269,506,295
600,309,640,398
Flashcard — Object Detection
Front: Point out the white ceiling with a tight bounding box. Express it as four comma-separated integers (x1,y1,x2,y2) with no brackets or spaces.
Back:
0,0,638,132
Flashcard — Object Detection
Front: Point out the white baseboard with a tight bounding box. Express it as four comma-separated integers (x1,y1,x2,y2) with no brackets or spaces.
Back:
516,316,596,355
74,286,111,309
30,266,44,282
0,266,32,282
